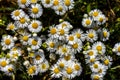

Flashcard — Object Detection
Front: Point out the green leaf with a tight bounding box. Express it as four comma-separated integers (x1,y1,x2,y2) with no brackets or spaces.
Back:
87,4,91,13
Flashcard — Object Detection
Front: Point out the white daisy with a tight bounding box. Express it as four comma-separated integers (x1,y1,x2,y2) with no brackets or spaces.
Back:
41,0,53,8
17,0,30,8
27,65,38,76
28,20,42,33
66,34,78,44
0,58,9,69
39,60,49,73
113,43,120,56
51,64,62,78
63,0,74,10
1,35,14,49
6,23,17,31
82,17,93,28
72,29,85,42
57,58,67,69
33,51,45,64
85,56,97,64
28,37,42,50
84,49,97,58
86,29,98,42
73,62,82,76
100,28,110,41
62,54,75,61
59,21,73,30
90,61,102,72
30,0,38,4
102,56,112,67
97,65,107,76
92,41,106,54
91,73,103,80
52,0,62,10
11,9,25,20
29,4,43,18
96,14,106,25
15,14,29,28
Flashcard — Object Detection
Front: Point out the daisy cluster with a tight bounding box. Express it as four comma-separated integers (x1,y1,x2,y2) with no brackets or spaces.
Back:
46,21,83,79
82,9,113,80
17,0,74,16
0,0,50,76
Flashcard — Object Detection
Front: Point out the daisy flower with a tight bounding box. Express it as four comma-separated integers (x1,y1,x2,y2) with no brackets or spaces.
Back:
57,44,71,56
6,23,17,31
17,0,30,8
57,58,67,69
28,37,42,50
73,62,82,76
59,21,73,30
33,51,45,64
92,41,106,54
100,28,110,41
84,49,97,58
51,64,62,78
28,20,42,33
29,4,43,18
48,25,58,39
0,58,9,69
97,65,107,76
39,60,49,73
41,0,53,8
82,17,93,28
70,40,82,53
1,35,14,49
66,34,78,44
11,9,25,20
102,56,112,67
86,29,98,42
52,0,62,10
72,29,85,42
113,43,120,56
27,65,38,76
20,31,31,45
63,0,74,10
90,61,102,72
96,14,106,25
63,61,77,79
15,14,30,28
62,54,75,61
46,38,58,52
91,73,103,80
3,64,15,76
89,9,102,20
85,56,97,64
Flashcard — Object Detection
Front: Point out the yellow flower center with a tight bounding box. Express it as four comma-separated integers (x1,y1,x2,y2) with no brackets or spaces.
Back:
8,68,13,72
98,69,102,73
93,64,98,68
64,55,71,61
85,19,91,25
74,64,80,71
32,22,38,29
96,46,102,51
42,63,46,69
45,0,50,4
32,39,38,45
90,58,95,63
59,29,65,35
20,17,26,24
88,51,94,56
93,75,100,80
62,23,67,28
66,67,73,74
21,0,26,4
72,43,78,49
14,10,20,16
69,36,74,41
0,61,7,67
88,33,94,38
28,68,34,74
62,47,67,53
64,0,71,6
29,52,35,57
54,67,60,74
13,53,18,58
104,59,109,65
49,42,55,48
32,7,39,14
8,24,15,30
93,11,99,17
22,36,29,41
103,31,107,38
58,6,63,12
99,17,103,22
31,0,37,3
53,0,59,6
35,55,41,60
50,28,56,34
118,46,120,52
76,33,81,38
5,39,11,45
59,63,64,68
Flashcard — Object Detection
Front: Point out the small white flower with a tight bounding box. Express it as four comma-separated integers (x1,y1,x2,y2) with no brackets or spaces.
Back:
0,58,9,69
100,28,110,41
82,17,93,28
17,0,30,8
39,60,49,73
6,23,17,31
41,0,53,8
63,0,74,10
91,73,103,80
96,14,106,25
90,61,102,72
27,65,38,76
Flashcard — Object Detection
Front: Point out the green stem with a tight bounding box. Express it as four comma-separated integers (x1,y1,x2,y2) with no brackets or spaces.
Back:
12,74,15,80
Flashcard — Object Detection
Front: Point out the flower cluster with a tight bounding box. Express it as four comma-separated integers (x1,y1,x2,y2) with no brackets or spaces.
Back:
46,21,82,79
17,0,74,16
